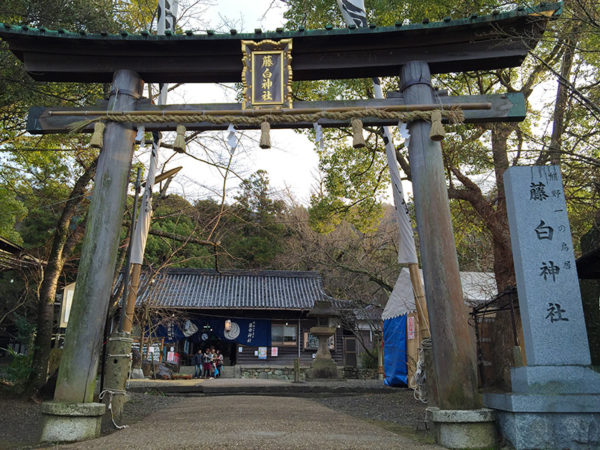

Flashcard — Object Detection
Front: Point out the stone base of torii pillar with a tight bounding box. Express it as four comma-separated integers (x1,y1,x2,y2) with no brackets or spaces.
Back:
40,402,105,443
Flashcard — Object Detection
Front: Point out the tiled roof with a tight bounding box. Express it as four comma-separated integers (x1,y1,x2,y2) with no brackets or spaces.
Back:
136,268,344,310
353,304,383,321
0,236,42,271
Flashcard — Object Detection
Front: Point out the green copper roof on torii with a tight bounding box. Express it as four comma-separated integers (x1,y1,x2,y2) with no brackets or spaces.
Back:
0,2,562,83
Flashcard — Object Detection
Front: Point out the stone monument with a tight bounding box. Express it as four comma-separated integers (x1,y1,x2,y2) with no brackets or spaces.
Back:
307,300,339,379
484,165,600,448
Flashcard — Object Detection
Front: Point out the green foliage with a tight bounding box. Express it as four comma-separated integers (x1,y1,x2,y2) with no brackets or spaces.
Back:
1,347,32,387
0,0,117,257
309,131,388,233
225,170,287,268
0,314,35,386
143,194,213,268
0,149,95,251
360,348,378,369
283,0,600,285
13,313,35,349
0,186,27,244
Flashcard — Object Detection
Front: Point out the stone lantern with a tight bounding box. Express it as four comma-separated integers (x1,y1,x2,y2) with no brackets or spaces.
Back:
307,299,339,379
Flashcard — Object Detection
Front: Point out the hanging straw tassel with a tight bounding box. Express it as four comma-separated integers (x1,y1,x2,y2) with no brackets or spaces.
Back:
429,110,446,141
173,125,186,153
351,118,366,148
260,121,271,149
89,122,105,148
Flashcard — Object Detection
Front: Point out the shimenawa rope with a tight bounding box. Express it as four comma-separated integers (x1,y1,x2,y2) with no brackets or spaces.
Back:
70,108,464,133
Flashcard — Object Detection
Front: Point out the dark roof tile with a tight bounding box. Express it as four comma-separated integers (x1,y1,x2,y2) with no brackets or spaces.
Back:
135,269,343,310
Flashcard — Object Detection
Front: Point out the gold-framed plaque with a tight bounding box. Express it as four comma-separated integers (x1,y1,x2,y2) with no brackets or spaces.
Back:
241,39,292,109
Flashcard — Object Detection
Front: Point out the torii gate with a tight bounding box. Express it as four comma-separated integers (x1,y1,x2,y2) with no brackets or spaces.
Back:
0,2,559,443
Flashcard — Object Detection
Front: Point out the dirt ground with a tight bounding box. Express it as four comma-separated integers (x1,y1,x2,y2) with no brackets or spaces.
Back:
0,391,182,449
0,389,431,449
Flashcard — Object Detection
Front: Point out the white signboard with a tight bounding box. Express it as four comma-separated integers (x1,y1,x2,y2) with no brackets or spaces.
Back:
59,283,76,328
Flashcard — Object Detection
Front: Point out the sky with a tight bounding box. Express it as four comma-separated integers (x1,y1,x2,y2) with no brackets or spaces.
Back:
153,0,321,206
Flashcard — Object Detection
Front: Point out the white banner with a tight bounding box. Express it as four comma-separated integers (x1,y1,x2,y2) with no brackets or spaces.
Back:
131,0,178,264
130,138,159,264
337,0,367,27
336,1,417,264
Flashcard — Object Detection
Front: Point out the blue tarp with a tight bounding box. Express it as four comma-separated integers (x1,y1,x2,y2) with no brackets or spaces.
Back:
152,317,272,347
383,315,407,386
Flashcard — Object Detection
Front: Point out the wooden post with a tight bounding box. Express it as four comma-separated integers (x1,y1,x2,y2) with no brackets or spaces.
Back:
118,167,142,333
293,358,300,383
401,61,478,410
405,312,419,385
122,263,141,333
377,333,384,380
53,70,143,403
408,263,430,338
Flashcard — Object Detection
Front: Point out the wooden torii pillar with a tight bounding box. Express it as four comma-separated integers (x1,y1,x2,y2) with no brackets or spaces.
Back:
40,70,143,442
402,61,478,409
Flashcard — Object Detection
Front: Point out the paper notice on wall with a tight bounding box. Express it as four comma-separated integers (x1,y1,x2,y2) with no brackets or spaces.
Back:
258,347,267,360
407,316,415,340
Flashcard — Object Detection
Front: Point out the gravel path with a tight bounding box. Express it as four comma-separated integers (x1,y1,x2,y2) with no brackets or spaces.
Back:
0,393,183,449
57,395,438,449
0,387,433,449
315,390,429,428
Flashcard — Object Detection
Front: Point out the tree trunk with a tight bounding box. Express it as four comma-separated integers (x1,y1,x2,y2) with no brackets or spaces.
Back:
489,123,516,291
538,25,579,165
447,123,519,390
25,158,97,397
486,124,518,390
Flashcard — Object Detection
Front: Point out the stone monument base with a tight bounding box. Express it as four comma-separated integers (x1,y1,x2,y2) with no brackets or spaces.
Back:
40,401,105,443
493,409,600,449
307,357,339,379
426,407,496,449
307,325,339,379
484,365,600,449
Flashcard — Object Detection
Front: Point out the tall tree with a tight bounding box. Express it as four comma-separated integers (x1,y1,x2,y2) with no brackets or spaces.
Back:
283,0,600,388
0,0,122,396
224,170,287,268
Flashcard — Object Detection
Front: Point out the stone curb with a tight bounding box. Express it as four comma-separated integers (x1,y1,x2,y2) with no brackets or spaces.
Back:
426,407,495,422
128,384,398,396
41,401,106,417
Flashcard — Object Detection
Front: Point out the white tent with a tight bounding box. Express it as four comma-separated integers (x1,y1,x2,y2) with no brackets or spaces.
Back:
383,268,497,320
